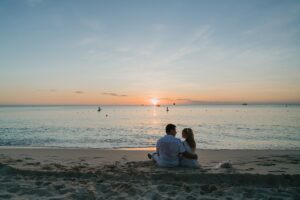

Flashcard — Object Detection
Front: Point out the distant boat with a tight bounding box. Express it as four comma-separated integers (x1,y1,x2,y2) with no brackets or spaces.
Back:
98,107,101,112
156,104,161,107
242,103,248,106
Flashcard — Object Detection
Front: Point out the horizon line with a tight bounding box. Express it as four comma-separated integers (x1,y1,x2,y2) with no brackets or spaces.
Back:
0,102,300,107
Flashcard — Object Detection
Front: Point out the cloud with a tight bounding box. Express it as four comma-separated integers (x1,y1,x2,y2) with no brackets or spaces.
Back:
36,89,57,92
176,98,193,101
158,97,208,104
152,97,208,104
157,25,212,65
175,98,238,104
121,25,213,70
78,37,99,46
175,98,207,104
102,92,127,97
158,98,174,102
75,91,84,94
115,47,132,53
152,23,168,31
27,0,44,7
81,19,104,31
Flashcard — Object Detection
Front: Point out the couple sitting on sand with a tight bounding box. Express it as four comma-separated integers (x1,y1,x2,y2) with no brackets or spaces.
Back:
148,124,199,168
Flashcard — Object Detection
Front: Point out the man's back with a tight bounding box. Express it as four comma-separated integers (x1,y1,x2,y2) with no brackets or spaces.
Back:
156,135,185,167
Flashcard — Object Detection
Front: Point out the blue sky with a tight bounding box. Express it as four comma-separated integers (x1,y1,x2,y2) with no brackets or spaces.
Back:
0,0,300,105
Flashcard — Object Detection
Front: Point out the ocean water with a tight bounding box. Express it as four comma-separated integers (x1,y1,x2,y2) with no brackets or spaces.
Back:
0,105,299,149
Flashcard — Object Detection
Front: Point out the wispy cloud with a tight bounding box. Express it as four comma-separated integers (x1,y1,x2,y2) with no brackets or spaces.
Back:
158,97,211,104
175,98,207,104
152,23,168,31
81,19,104,31
154,97,223,104
27,0,44,7
102,92,127,97
159,97,173,101
78,37,99,46
36,89,57,92
176,98,193,101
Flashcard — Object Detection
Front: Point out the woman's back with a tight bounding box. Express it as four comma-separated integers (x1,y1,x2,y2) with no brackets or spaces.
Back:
180,141,199,168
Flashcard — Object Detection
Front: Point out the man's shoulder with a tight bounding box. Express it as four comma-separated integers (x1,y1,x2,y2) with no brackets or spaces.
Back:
157,136,166,144
159,135,182,143
174,137,183,144
157,135,166,141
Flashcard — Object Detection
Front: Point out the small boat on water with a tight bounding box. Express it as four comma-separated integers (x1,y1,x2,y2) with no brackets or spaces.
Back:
242,103,248,106
98,107,101,112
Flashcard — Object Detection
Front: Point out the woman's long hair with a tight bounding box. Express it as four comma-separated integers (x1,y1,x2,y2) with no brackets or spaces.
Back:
182,128,196,149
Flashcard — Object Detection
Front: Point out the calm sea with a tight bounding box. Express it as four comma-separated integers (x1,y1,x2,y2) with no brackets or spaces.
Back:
0,105,299,149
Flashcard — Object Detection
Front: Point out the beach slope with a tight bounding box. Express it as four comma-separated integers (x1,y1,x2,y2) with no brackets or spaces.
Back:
0,148,300,199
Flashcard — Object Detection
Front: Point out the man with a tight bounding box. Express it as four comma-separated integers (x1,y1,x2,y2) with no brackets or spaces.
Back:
148,124,198,167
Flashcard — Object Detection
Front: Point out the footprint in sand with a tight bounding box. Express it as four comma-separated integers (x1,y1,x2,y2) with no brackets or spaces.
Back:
53,183,65,190
53,163,65,170
121,156,128,161
256,156,268,160
42,165,53,170
256,162,276,166
268,170,286,173
0,194,12,199
157,185,168,192
25,162,41,166
200,184,218,194
280,167,288,170
7,185,21,193
93,156,103,159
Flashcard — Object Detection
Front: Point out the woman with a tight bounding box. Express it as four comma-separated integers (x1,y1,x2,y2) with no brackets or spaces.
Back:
180,128,199,168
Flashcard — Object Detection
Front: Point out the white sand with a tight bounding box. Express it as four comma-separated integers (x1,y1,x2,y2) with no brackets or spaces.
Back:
0,148,300,199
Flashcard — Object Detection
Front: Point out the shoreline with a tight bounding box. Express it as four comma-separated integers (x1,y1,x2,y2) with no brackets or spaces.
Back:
1,148,300,174
1,146,300,151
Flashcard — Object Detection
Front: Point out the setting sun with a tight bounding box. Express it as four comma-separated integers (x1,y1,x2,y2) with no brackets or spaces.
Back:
151,98,159,106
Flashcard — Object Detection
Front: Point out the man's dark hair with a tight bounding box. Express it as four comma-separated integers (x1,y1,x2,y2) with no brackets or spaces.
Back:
165,124,176,134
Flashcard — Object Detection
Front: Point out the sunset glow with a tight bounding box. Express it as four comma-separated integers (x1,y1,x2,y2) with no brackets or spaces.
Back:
151,98,159,106
0,1,299,105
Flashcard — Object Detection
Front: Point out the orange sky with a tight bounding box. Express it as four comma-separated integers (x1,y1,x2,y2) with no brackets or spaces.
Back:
1,86,299,105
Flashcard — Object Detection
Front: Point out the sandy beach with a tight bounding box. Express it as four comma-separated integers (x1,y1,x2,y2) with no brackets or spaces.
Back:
0,148,299,199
